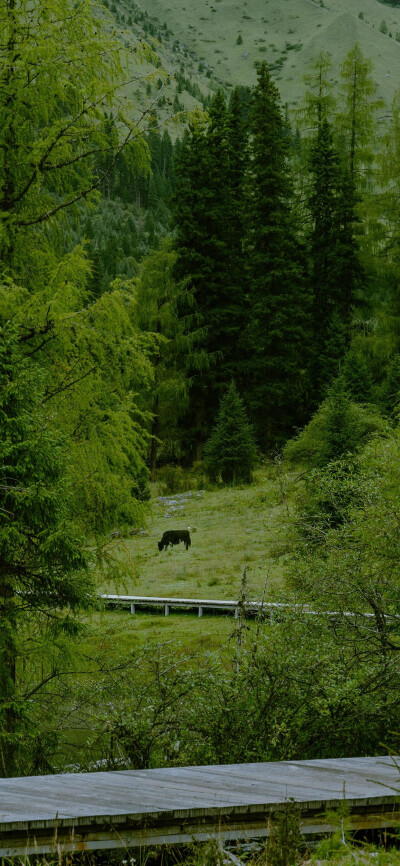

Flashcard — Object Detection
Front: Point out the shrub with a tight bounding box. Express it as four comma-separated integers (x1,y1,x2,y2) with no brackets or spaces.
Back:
284,378,385,468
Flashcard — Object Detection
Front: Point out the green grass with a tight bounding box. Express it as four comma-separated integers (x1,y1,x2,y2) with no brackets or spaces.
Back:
93,464,296,652
102,466,293,601
86,608,237,655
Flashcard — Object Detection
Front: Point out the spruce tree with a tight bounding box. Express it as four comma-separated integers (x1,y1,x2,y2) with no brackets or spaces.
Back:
307,118,365,399
203,382,257,484
225,87,248,382
243,63,310,448
0,326,94,775
302,51,369,402
172,114,216,457
172,93,247,458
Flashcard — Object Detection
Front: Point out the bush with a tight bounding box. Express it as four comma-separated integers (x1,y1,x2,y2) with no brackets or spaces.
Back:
155,464,192,494
284,378,385,468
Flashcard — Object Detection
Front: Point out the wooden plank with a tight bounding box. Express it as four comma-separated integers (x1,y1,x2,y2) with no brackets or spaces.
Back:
0,757,399,857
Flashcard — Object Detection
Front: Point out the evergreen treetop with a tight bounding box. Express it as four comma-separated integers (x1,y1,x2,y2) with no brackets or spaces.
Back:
203,382,257,484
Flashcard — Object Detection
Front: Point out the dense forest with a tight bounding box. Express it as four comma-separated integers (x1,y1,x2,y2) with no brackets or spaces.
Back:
1,0,400,806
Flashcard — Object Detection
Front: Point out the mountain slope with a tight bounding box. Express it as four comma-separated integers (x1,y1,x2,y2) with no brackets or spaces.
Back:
113,0,400,116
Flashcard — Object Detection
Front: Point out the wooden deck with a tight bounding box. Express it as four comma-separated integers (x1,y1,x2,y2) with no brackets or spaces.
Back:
1,757,399,856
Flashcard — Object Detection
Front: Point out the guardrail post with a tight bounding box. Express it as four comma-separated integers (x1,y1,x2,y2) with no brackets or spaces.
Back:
198,606,203,618
130,603,135,614
164,604,170,616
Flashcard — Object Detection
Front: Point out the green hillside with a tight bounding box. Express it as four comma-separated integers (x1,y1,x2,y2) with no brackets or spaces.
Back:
113,0,400,115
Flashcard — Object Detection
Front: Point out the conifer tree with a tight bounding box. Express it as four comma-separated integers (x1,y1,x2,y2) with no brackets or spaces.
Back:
172,114,215,457
302,52,336,129
243,63,310,447
307,118,364,397
0,325,94,775
342,348,374,404
135,238,204,474
203,382,257,484
338,45,384,191
172,93,247,457
225,87,248,379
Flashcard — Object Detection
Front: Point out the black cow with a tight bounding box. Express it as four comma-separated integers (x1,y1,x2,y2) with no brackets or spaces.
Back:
158,529,191,551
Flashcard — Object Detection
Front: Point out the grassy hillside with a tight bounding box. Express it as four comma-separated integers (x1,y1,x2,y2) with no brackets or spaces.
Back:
111,0,400,120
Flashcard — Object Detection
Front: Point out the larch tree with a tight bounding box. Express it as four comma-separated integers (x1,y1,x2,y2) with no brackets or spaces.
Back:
302,51,336,131
0,0,151,277
0,0,156,774
134,238,204,475
337,45,384,192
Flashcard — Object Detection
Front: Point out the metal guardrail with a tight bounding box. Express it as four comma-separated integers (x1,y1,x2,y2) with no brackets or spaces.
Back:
101,594,396,621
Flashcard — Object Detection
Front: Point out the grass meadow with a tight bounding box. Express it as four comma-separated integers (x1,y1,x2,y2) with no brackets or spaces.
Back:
90,463,297,654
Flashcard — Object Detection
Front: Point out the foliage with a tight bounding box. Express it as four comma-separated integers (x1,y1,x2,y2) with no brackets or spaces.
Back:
134,238,203,472
0,0,159,775
287,432,400,736
0,270,153,534
337,44,384,190
284,378,385,467
78,605,400,771
172,91,247,456
0,0,150,276
264,801,303,866
242,62,310,446
203,382,257,484
4,0,400,786
0,324,94,775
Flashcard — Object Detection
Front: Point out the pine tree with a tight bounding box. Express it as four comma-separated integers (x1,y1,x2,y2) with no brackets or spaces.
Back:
243,63,310,447
203,382,257,484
